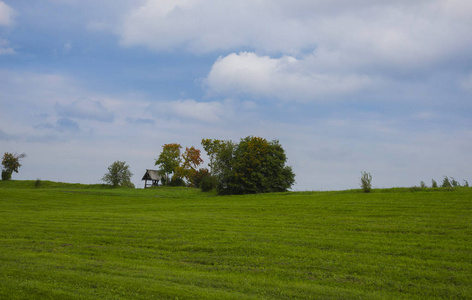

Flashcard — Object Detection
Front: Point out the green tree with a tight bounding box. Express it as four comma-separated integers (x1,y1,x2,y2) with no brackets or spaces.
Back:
214,136,295,195
450,177,460,187
102,161,133,187
212,140,236,193
2,152,26,180
201,138,226,174
441,176,452,188
360,171,372,193
155,143,182,185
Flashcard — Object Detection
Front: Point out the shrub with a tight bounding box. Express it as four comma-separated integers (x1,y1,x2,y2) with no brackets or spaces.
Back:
360,171,372,193
200,175,216,192
420,181,427,188
1,170,11,181
34,179,41,188
123,181,135,188
192,168,210,188
463,180,469,187
431,179,438,188
169,176,186,187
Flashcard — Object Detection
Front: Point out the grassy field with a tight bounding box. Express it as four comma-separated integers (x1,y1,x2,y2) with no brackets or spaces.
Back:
0,181,471,299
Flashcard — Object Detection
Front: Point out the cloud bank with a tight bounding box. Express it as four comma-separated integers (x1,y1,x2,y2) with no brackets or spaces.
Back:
118,0,472,62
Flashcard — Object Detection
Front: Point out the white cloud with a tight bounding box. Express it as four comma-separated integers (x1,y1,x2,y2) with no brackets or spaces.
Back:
117,0,472,66
0,1,14,26
206,52,374,102
0,1,15,55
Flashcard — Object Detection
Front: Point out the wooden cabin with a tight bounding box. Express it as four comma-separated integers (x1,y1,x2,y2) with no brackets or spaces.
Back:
142,169,161,188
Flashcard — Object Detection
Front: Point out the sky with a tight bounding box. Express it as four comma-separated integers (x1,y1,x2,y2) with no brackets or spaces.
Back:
1,0,471,190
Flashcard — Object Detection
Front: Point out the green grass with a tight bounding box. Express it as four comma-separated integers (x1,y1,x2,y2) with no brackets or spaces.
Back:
0,181,471,299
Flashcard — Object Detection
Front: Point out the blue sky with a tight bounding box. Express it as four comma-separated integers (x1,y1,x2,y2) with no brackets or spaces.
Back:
1,0,471,190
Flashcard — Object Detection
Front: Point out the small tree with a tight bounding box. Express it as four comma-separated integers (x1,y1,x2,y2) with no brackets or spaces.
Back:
420,181,427,188
432,179,438,188
450,177,460,187
441,176,452,188
463,180,469,187
102,161,133,187
2,152,26,180
360,171,372,193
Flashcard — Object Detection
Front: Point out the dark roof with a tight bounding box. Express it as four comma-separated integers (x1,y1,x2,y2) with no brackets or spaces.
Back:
142,169,161,181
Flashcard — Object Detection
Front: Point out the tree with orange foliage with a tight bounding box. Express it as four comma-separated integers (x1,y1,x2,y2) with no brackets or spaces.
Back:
175,146,204,186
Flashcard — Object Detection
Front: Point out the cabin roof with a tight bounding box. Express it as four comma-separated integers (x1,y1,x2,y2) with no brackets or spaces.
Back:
142,169,161,181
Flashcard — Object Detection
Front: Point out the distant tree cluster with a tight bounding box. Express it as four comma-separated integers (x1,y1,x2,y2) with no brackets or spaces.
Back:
2,152,26,180
427,176,468,189
357,173,470,193
154,136,295,195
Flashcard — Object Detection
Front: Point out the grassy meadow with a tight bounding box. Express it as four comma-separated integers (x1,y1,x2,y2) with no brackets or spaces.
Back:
0,181,471,299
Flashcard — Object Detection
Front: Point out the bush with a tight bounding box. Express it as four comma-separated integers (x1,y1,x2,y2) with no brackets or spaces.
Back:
432,179,438,188
123,181,135,188
360,171,372,193
463,180,469,187
2,170,11,181
192,168,210,188
34,179,41,188
169,176,186,187
200,175,216,192
420,181,427,188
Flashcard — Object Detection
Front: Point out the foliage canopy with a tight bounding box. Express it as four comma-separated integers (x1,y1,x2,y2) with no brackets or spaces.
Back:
155,143,182,184
102,161,133,187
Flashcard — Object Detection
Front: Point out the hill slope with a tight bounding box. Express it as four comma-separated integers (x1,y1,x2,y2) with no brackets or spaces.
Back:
0,182,471,299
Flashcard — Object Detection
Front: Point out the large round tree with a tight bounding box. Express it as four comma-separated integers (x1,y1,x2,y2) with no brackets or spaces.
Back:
214,136,295,195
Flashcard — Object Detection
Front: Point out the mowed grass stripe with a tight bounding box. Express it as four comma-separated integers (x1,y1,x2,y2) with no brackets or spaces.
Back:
0,184,471,299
